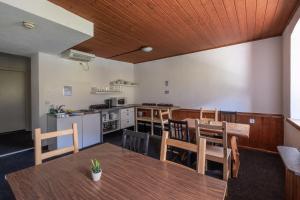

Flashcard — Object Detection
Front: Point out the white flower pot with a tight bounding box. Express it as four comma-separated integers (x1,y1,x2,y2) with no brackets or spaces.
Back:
91,171,102,182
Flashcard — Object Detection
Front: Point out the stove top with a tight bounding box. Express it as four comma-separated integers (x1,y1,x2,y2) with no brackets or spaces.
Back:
142,103,174,107
89,104,109,110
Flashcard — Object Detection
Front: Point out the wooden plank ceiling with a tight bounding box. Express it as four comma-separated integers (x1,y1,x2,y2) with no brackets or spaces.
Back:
49,0,299,64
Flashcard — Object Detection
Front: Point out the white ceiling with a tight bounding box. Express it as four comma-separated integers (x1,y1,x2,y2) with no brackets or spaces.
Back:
0,0,93,57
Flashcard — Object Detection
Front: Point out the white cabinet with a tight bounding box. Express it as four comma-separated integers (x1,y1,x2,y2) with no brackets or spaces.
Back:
120,108,135,129
47,115,83,150
47,113,101,150
82,113,101,147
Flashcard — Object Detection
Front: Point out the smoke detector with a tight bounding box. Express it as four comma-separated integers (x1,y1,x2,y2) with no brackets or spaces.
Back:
23,21,35,29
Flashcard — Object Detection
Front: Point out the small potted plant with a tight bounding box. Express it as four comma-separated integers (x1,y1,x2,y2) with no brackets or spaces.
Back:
91,159,102,182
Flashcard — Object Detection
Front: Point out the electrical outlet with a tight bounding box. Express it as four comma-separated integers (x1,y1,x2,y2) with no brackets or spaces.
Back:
249,118,255,124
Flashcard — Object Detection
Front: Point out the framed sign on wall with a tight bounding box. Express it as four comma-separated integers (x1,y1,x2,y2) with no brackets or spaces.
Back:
63,86,72,96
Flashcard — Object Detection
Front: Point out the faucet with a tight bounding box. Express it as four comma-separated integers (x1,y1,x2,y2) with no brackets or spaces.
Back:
57,105,66,113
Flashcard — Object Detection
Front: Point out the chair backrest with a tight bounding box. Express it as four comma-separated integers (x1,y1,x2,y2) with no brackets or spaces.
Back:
168,119,190,142
160,131,206,174
159,109,171,131
195,120,228,157
122,129,150,155
200,108,218,122
34,123,79,165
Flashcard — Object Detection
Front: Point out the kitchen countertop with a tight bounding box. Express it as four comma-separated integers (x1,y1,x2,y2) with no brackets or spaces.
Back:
100,104,137,112
278,146,300,176
135,105,180,110
48,104,182,118
47,105,137,118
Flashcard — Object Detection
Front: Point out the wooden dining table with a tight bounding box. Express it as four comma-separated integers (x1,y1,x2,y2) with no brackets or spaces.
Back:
6,143,227,200
183,118,250,178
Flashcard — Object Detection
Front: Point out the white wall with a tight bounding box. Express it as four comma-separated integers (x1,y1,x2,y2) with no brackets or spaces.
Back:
0,0,93,36
284,122,300,148
31,53,39,131
31,52,135,131
135,37,282,114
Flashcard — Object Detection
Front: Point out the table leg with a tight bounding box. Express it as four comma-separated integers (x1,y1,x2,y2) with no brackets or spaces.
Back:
230,136,240,178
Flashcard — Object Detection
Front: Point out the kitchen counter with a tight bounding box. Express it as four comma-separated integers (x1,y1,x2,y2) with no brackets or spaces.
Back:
99,104,136,112
47,105,137,118
135,104,180,110
278,146,300,176
278,146,300,199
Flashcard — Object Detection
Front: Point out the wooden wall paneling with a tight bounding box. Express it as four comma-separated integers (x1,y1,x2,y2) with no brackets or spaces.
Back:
172,109,283,152
267,116,284,151
285,169,300,200
172,109,200,120
236,113,283,152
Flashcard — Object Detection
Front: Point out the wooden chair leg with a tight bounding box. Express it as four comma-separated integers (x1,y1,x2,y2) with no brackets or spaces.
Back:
223,160,228,181
229,154,232,179
230,136,240,178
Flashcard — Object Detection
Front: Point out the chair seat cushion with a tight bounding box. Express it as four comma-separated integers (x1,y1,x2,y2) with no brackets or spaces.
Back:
206,145,231,159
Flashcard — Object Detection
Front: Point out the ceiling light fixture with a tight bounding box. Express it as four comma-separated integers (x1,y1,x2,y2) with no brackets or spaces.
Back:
110,45,154,58
23,21,35,29
141,46,153,53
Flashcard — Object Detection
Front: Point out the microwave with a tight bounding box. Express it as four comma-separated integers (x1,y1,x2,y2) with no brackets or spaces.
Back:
111,97,127,106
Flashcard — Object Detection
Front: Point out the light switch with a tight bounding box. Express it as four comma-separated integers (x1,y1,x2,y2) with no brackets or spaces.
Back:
165,80,169,87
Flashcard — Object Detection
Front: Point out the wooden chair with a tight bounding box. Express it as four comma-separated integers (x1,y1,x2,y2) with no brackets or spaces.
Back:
168,119,190,142
200,108,218,122
195,119,231,180
168,119,192,165
122,129,150,155
160,131,206,174
34,123,79,165
159,109,171,131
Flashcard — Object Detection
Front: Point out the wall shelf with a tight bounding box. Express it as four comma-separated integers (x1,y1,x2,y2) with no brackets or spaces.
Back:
91,91,121,94
110,83,137,87
90,87,121,94
110,79,137,87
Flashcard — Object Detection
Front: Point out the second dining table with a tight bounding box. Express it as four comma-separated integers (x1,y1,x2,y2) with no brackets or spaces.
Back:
183,118,250,178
